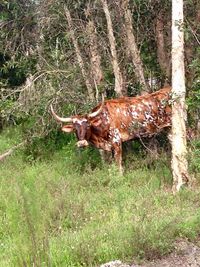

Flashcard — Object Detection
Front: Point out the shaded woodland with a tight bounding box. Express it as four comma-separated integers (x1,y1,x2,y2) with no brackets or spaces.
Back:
0,0,199,141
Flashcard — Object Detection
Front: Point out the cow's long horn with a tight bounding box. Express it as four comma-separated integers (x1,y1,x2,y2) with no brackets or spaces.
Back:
50,105,73,123
88,94,105,118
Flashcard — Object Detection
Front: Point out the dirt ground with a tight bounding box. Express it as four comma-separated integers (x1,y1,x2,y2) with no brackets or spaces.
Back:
101,239,200,267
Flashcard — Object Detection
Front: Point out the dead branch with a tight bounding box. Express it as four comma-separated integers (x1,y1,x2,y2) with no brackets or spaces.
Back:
0,142,24,162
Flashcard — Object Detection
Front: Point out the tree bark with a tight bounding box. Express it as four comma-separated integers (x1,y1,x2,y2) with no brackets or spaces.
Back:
85,6,103,100
101,0,124,97
122,0,149,94
155,10,171,82
18,74,35,111
171,0,190,193
64,7,95,101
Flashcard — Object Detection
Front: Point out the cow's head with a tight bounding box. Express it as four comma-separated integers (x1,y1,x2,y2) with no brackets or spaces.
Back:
50,98,104,148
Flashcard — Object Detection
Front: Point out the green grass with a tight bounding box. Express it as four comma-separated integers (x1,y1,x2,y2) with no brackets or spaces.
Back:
0,129,200,266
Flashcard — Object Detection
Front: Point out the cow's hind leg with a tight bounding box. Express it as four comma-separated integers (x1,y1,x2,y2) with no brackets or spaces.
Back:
99,149,113,163
113,142,123,174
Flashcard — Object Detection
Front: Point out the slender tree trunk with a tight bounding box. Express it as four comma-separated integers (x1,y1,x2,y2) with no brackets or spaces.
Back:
18,74,34,111
64,7,95,101
101,0,124,97
86,11,103,100
171,0,190,193
155,10,171,82
85,3,111,161
122,0,149,94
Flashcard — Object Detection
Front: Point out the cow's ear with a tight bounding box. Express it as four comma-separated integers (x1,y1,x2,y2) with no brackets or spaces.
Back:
62,125,74,133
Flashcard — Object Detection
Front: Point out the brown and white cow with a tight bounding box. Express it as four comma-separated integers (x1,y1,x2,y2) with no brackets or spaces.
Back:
51,86,171,172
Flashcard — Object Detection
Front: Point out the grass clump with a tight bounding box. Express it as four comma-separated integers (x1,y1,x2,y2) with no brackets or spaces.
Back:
0,129,200,266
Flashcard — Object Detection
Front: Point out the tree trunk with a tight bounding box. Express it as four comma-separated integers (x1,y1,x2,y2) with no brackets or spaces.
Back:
85,6,104,101
155,10,171,82
18,74,35,111
101,0,124,97
171,0,190,193
122,0,149,94
64,7,95,101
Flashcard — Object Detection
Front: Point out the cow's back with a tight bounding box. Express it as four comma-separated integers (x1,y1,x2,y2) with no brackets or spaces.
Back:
105,87,171,140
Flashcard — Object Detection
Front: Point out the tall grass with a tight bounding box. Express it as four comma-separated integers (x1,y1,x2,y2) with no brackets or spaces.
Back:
0,129,200,266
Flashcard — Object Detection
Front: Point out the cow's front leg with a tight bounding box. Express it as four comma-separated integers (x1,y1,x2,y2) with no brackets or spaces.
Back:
113,142,123,174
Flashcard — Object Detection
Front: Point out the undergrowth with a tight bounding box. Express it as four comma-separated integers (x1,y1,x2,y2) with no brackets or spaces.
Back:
0,128,200,267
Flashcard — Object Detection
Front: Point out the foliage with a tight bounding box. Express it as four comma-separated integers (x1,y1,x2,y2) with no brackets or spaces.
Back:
187,47,200,127
189,139,200,174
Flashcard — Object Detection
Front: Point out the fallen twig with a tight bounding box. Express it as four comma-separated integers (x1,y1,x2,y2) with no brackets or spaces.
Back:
0,142,24,162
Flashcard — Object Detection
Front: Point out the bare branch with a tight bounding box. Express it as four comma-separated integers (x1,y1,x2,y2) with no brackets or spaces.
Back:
0,143,24,162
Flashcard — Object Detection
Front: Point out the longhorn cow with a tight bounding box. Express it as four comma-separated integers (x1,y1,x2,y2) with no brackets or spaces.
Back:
51,86,171,172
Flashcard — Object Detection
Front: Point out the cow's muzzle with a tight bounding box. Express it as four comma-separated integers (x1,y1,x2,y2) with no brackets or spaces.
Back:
76,140,89,148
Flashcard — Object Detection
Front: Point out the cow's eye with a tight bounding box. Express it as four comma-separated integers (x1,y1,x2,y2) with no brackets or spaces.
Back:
83,121,89,126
